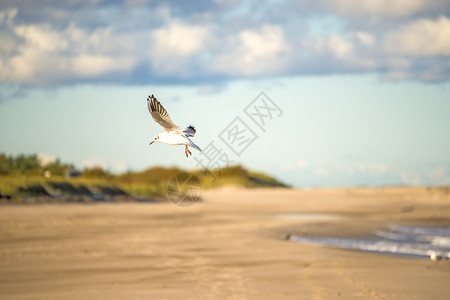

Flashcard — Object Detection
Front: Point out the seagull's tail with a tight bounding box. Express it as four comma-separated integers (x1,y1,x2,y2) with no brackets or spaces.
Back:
187,139,202,152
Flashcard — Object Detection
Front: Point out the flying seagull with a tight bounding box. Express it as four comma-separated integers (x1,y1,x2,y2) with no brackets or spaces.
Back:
147,94,202,157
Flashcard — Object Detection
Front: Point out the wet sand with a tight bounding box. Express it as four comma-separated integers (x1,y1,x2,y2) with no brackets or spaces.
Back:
1,187,449,300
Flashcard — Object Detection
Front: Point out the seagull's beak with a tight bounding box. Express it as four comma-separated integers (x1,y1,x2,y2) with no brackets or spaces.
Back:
150,141,154,145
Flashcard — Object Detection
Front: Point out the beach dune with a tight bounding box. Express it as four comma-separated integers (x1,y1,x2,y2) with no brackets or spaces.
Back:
1,187,449,299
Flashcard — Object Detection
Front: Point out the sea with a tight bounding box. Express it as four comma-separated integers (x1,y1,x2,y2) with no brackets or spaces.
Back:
289,224,450,259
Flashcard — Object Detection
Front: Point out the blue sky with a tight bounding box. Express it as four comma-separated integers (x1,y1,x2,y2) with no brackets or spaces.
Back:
1,0,449,187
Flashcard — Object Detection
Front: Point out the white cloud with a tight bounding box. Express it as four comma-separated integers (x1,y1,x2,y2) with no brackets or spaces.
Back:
152,21,211,57
0,1,449,86
14,25,69,52
282,158,308,170
322,0,426,18
150,21,212,74
327,35,354,59
72,54,134,78
0,8,18,26
313,167,329,177
305,34,353,59
302,33,377,70
0,23,138,85
358,163,388,174
212,25,291,76
383,16,450,56
37,153,56,166
297,159,308,170
354,31,375,46
110,161,128,174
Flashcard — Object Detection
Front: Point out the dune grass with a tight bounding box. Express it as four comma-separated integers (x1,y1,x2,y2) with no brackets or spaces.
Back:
0,165,288,203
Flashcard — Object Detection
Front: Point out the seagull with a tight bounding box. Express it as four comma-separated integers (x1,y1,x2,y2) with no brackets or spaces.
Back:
147,94,202,157
428,251,448,263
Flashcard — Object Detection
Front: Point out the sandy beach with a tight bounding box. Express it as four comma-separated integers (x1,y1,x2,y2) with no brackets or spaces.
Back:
1,187,449,300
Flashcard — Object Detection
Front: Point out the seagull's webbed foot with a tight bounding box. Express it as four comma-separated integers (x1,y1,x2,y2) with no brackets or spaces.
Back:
185,145,192,158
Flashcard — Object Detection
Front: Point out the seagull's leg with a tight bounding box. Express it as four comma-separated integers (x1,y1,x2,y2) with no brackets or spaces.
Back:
185,145,192,157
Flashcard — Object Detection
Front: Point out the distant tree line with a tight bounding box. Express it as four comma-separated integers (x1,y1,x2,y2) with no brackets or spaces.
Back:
0,153,110,178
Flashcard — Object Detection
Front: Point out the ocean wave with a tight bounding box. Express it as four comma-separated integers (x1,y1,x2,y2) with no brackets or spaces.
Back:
289,225,450,259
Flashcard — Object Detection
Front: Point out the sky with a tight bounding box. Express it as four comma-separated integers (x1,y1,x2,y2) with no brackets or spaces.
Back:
0,0,449,187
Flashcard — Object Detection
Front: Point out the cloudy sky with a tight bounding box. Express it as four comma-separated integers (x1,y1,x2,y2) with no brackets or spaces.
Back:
1,0,449,187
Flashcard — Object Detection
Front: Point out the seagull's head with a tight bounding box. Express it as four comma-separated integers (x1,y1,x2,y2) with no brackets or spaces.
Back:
150,134,160,145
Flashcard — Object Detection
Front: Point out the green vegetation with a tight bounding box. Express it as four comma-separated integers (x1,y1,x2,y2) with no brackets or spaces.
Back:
0,153,288,203
0,153,74,176
192,165,287,189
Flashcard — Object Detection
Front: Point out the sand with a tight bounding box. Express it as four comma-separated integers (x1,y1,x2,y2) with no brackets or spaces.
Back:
1,187,449,300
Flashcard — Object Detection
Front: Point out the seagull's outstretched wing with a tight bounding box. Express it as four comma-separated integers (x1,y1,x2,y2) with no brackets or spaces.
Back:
147,95,182,134
183,125,196,137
